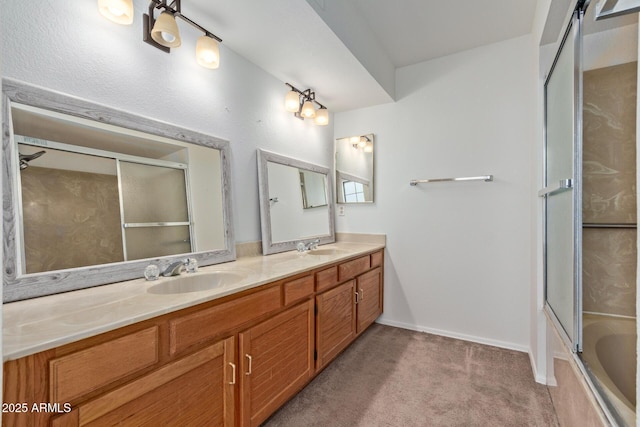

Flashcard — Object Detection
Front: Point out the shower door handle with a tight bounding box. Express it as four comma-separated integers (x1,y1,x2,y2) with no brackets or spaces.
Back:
538,179,573,197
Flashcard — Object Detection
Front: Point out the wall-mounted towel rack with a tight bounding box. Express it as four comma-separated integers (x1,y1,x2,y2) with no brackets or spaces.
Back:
409,175,493,186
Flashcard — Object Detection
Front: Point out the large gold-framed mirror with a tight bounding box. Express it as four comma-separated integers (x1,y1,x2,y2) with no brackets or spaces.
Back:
2,79,235,302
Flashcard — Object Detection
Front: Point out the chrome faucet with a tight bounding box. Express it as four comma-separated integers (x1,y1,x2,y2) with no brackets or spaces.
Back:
298,238,320,252
161,260,187,277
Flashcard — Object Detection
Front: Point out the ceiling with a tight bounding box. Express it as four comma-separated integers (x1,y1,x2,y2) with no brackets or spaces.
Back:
186,0,539,112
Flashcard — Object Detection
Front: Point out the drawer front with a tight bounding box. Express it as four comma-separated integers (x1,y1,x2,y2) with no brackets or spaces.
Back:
315,266,338,292
338,255,370,282
370,250,383,268
169,285,281,355
50,326,159,403
283,275,314,305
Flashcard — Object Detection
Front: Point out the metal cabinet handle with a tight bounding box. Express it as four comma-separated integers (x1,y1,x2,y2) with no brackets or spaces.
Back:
245,354,252,375
359,288,364,301
229,362,236,385
355,291,359,304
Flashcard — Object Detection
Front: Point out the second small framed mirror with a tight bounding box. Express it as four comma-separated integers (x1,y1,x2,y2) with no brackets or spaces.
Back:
335,133,374,203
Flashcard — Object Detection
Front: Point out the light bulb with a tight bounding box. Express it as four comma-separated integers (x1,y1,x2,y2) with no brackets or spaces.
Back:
151,11,181,48
314,108,329,125
196,36,220,69
364,144,373,153
285,90,300,112
358,137,367,148
98,0,133,25
301,100,316,118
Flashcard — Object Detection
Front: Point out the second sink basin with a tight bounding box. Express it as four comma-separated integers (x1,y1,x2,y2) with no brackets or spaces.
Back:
147,271,249,295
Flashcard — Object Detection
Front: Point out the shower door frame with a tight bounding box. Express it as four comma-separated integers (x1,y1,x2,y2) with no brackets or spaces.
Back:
541,8,584,353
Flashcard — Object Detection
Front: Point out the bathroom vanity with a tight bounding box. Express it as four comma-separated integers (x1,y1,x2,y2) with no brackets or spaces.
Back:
3,243,384,427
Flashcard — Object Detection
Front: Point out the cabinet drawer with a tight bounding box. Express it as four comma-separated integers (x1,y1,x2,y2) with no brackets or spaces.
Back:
370,250,383,268
338,255,370,281
169,285,281,355
315,266,338,292
50,326,159,403
284,275,314,305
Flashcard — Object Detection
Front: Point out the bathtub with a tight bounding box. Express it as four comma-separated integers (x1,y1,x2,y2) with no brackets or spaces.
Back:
582,314,636,427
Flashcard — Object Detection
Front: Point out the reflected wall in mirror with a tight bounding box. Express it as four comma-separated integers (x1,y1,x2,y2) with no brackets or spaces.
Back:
2,79,235,302
335,133,374,203
257,149,335,255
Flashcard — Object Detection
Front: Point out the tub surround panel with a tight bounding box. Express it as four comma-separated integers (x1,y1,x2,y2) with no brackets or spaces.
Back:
547,318,609,427
582,228,637,317
583,62,637,225
3,241,384,360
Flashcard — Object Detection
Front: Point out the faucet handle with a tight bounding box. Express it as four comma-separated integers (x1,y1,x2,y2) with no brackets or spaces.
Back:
185,258,198,273
296,242,306,252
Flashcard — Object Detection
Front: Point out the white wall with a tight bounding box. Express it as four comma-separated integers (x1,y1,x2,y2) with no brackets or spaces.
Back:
0,0,334,245
334,35,537,351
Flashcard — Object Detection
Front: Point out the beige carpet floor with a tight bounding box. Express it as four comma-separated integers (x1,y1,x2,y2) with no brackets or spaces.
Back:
263,324,559,427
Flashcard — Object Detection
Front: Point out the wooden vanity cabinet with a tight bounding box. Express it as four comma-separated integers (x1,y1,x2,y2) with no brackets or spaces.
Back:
356,267,383,333
3,249,383,427
51,337,236,427
239,300,314,427
315,280,357,369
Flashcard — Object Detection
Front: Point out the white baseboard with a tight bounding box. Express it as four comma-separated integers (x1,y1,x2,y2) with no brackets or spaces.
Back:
375,318,529,353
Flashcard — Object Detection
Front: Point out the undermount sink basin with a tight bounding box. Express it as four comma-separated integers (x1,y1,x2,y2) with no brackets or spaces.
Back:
307,248,348,256
147,271,248,295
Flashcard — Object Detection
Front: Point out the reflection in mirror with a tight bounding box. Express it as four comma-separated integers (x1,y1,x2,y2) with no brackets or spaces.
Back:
257,149,335,255
299,170,328,209
335,133,374,203
2,79,235,302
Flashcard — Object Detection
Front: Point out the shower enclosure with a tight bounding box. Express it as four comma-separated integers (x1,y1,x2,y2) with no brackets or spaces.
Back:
542,2,637,426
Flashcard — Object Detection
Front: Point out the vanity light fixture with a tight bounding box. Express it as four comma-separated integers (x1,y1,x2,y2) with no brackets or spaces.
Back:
99,0,223,69
284,83,329,126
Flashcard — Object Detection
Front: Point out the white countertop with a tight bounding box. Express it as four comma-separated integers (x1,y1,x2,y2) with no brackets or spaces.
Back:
3,241,384,361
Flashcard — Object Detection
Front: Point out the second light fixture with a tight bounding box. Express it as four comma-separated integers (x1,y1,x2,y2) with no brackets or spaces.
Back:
284,83,329,126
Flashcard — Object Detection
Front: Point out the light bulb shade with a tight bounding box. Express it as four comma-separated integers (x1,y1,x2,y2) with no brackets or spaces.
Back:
98,0,133,25
314,107,329,125
358,137,367,148
151,11,181,48
284,90,300,112
301,100,316,118
364,144,373,153
196,36,220,69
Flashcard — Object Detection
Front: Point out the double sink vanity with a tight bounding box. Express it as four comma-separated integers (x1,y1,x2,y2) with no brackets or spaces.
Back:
1,79,382,426
4,241,384,426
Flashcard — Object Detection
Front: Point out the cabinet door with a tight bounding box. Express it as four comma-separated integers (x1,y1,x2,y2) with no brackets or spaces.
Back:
316,280,356,369
61,337,235,427
239,300,314,427
356,267,383,334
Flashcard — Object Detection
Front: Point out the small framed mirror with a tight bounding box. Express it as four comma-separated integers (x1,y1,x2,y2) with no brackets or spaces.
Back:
335,133,374,203
257,149,335,255
2,79,235,302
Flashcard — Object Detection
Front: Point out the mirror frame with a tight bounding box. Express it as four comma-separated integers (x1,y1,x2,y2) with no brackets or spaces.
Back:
257,149,335,255
2,79,236,302
335,133,374,204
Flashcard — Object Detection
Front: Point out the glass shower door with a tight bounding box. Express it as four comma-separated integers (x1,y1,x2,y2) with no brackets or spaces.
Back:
541,11,582,352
